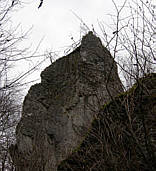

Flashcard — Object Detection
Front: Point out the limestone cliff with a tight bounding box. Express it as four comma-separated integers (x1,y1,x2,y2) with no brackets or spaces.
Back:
10,32,123,171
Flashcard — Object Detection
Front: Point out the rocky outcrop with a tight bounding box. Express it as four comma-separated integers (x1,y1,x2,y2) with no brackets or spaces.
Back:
9,32,123,171
58,73,156,171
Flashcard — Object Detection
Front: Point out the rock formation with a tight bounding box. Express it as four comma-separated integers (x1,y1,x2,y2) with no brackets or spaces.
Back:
58,73,156,171
9,32,123,171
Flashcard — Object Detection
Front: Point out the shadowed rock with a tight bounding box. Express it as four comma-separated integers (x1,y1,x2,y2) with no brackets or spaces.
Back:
58,73,156,171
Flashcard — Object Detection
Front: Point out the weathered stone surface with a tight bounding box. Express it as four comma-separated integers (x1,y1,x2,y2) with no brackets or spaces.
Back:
10,32,123,171
58,73,156,171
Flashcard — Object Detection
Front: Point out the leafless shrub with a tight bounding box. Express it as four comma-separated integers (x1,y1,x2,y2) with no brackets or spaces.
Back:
58,1,156,170
0,0,49,170
100,0,156,88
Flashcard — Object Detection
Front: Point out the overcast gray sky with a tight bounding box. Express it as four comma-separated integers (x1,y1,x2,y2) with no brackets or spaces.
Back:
12,0,126,54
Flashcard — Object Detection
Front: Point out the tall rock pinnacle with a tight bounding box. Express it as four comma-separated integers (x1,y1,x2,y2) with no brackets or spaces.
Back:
10,32,123,171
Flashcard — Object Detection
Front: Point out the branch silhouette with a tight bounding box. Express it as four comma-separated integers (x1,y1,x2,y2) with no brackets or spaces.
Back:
38,0,43,9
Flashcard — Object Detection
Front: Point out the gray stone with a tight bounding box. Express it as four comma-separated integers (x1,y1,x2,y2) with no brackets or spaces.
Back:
10,31,123,171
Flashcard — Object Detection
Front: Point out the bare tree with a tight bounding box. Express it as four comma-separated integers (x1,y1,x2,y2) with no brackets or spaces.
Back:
0,90,21,170
0,0,48,170
100,0,156,88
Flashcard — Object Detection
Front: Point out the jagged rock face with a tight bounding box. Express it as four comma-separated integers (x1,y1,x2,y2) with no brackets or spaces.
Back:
10,32,123,171
58,73,156,171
